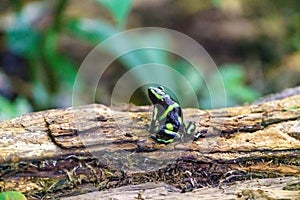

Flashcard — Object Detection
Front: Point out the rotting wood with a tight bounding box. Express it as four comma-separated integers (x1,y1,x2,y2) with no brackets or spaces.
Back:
0,95,300,199
60,177,300,200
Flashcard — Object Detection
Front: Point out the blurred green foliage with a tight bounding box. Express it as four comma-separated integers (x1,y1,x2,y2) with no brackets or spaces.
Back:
1,0,132,120
0,191,27,200
0,96,31,119
217,64,260,105
0,0,300,120
96,0,132,28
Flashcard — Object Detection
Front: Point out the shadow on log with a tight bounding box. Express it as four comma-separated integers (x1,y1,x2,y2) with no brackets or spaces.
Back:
0,94,300,199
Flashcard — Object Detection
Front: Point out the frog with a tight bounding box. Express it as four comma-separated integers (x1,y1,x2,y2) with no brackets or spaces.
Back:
147,86,197,143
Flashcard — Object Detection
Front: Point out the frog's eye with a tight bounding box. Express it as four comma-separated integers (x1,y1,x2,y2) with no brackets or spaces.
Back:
158,86,165,91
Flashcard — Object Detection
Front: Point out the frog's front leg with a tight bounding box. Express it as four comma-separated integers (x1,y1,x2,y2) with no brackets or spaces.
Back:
184,121,196,134
148,104,160,133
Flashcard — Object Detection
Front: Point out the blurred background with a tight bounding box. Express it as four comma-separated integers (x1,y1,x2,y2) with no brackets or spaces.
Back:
0,0,300,120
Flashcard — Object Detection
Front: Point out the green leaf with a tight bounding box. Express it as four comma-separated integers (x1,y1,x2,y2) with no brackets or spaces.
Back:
115,31,177,89
210,0,222,7
117,31,170,71
43,29,77,85
0,191,27,200
202,64,260,108
32,81,50,109
64,18,118,44
96,0,132,28
219,64,260,105
6,16,40,58
0,96,14,119
0,96,32,120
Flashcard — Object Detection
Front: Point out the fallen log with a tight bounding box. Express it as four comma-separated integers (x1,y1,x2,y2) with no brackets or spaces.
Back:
0,95,300,199
60,177,300,200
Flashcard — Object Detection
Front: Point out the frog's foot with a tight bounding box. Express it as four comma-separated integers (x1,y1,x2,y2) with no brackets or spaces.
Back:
156,137,174,144
150,135,174,144
193,129,207,140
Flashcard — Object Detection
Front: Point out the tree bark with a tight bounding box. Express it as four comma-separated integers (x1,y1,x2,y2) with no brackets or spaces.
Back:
0,95,299,199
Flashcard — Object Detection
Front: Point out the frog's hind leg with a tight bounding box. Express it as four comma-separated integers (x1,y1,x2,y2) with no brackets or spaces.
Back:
151,128,181,144
150,132,175,144
163,129,181,139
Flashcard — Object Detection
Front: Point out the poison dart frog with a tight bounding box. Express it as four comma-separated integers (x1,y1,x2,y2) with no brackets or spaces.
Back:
147,86,198,144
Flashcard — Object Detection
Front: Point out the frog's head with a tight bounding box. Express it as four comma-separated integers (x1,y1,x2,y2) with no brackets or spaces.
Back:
148,86,167,104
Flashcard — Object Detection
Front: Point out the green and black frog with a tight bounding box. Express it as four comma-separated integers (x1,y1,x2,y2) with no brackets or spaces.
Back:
147,86,201,144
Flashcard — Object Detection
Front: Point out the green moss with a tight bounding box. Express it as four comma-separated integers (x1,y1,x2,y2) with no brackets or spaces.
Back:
283,106,299,111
